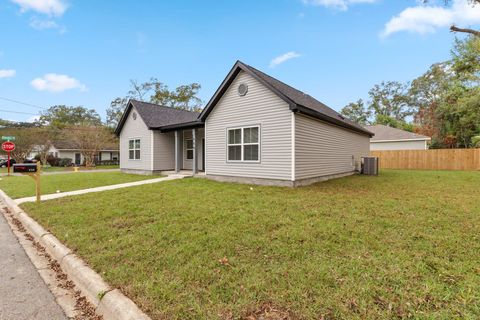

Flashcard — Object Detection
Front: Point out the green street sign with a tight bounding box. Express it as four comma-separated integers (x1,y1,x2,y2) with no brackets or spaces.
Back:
2,136,15,141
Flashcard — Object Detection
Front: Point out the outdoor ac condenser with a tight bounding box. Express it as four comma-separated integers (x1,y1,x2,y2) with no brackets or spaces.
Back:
362,157,379,175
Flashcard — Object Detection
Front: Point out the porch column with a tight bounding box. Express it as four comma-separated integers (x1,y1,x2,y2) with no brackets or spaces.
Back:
192,128,198,175
174,130,181,173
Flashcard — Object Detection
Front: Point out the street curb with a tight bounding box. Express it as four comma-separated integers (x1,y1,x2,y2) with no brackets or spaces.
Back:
0,190,151,320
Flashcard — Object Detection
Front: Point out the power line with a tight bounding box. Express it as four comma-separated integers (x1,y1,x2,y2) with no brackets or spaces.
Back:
0,109,39,116
0,96,46,110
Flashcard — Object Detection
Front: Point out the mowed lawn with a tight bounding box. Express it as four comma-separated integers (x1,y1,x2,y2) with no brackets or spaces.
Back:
0,171,156,199
0,164,119,174
21,170,480,319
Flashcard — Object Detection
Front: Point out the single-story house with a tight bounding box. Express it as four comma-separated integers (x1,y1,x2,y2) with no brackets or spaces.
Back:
115,61,373,187
30,140,120,165
366,125,431,151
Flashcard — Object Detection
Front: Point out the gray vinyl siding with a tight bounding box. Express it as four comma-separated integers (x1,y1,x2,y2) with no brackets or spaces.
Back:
119,106,152,171
295,114,370,180
152,131,175,171
205,70,292,180
370,140,427,150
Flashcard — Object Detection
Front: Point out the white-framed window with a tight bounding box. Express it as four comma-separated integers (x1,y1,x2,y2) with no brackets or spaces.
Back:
227,126,260,162
128,139,141,160
185,139,194,160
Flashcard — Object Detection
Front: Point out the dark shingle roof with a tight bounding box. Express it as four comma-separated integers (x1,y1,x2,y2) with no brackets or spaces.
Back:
365,125,431,141
244,63,371,135
115,100,201,135
200,61,373,137
130,100,200,128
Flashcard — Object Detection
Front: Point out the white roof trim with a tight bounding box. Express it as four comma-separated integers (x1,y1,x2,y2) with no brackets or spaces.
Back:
371,138,431,143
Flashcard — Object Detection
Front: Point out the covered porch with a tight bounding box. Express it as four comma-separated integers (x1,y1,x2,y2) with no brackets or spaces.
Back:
162,122,205,175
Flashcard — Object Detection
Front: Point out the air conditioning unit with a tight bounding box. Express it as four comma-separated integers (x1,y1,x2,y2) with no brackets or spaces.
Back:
361,157,379,175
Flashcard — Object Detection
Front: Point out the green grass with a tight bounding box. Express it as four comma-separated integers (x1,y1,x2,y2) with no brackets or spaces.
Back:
0,171,156,199
21,170,480,319
0,164,119,173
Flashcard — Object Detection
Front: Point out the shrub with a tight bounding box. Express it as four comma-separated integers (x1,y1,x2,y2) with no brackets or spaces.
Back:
471,135,480,148
46,155,60,166
58,158,73,167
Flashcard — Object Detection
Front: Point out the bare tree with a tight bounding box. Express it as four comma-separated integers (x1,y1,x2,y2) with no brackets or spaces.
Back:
67,126,117,167
33,128,55,165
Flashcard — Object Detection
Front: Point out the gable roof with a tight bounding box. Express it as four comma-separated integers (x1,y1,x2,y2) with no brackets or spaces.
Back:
199,61,373,137
366,125,431,142
115,100,201,135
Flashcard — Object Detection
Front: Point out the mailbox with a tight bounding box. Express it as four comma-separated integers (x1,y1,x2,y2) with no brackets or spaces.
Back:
13,163,38,173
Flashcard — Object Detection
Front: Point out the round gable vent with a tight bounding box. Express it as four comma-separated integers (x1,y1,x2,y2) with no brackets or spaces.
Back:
132,112,137,120
238,83,248,96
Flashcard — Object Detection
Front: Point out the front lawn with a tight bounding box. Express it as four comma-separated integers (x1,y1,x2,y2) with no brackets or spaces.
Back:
21,170,480,319
0,172,156,199
0,164,119,173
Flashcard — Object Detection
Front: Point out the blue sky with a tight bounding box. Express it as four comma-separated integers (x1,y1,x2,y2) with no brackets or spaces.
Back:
0,0,478,122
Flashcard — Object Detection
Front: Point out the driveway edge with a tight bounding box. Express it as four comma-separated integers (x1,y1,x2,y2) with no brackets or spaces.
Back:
0,190,151,320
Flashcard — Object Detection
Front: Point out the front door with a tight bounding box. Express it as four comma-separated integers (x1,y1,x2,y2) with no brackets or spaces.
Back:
75,153,81,165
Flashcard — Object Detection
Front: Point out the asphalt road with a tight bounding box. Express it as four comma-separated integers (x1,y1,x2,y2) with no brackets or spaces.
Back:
0,212,66,320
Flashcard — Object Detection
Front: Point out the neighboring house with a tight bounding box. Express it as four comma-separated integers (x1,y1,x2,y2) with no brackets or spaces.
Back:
366,125,431,151
115,61,373,186
30,140,120,165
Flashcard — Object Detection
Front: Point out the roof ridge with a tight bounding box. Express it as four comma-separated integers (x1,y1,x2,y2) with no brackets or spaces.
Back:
239,62,370,135
240,62,310,98
130,99,201,115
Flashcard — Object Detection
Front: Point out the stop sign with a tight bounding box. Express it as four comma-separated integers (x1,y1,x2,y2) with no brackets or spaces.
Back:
1,141,15,152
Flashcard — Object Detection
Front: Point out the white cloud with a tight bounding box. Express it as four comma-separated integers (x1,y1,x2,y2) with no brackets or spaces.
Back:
0,69,16,78
382,0,480,37
302,0,377,11
29,17,66,33
270,52,302,68
11,0,67,16
31,73,87,93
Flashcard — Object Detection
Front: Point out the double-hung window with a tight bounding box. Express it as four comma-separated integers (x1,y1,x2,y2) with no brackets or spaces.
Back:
128,139,141,160
185,139,194,160
227,126,260,162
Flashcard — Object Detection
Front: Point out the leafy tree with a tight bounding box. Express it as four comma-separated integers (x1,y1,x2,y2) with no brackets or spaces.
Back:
368,81,413,126
451,36,480,83
409,63,452,138
0,119,39,128
340,99,371,124
39,105,102,129
107,79,203,128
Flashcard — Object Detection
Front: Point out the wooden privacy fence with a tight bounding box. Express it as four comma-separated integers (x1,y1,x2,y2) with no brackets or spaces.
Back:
370,149,480,171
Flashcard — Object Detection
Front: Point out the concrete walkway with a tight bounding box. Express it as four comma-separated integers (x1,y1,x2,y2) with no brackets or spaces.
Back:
15,174,189,204
0,210,67,320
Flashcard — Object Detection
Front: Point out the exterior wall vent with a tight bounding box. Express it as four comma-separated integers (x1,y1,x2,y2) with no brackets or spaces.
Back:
238,83,248,96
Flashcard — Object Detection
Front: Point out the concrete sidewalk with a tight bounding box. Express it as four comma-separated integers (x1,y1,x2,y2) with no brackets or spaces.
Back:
15,174,188,204
0,211,66,320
